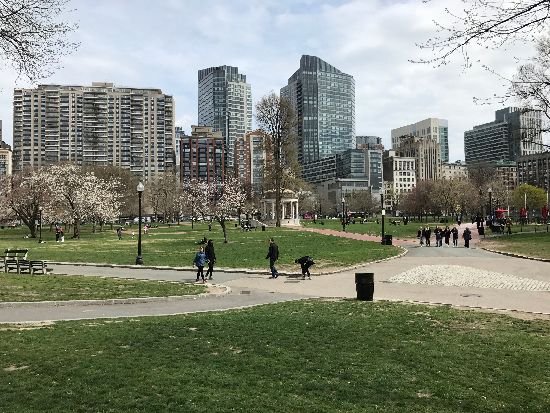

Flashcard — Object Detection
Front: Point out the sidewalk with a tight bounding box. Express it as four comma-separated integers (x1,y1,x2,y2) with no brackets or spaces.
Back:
1,223,549,323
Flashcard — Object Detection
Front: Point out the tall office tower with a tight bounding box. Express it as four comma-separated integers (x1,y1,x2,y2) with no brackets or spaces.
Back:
391,118,449,163
0,140,12,176
12,82,175,179
198,66,252,169
180,125,225,184
464,107,543,164
233,130,268,195
281,55,355,164
0,119,2,141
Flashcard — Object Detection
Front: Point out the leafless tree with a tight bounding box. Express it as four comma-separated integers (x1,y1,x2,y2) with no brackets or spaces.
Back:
0,0,79,82
255,92,297,227
414,0,550,69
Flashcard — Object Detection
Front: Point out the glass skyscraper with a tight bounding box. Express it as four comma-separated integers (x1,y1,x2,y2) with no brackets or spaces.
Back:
198,66,252,169
281,55,355,164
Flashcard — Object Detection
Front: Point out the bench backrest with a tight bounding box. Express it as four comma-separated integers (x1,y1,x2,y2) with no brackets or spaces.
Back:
4,249,29,260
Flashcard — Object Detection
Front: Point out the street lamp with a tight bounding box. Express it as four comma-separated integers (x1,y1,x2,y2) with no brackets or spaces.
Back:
488,188,493,224
341,196,346,232
38,206,43,244
381,193,385,244
136,182,144,265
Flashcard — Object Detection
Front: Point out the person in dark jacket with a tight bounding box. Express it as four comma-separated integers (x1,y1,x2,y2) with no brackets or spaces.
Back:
443,226,451,247
266,238,279,278
193,246,208,283
204,239,216,280
451,226,459,247
295,256,315,280
463,227,472,248
425,226,432,247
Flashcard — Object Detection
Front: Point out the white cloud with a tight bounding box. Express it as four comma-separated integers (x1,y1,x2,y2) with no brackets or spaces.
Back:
0,0,542,160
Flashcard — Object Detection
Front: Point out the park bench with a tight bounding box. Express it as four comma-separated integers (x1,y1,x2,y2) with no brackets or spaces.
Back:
3,249,29,273
3,249,51,274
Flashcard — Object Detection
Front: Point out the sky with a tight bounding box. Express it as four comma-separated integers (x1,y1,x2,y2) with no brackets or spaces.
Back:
0,0,542,161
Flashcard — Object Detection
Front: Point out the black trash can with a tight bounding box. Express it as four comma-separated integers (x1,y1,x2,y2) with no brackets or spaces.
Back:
382,234,392,245
355,273,374,301
262,225,266,231
478,226,485,236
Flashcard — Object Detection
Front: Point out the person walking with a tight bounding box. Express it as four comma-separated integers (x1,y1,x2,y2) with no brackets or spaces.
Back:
295,256,314,280
434,226,442,247
204,239,216,280
444,226,451,247
417,227,424,246
117,226,123,240
266,238,279,279
425,226,432,247
463,227,472,248
451,226,459,247
193,246,208,283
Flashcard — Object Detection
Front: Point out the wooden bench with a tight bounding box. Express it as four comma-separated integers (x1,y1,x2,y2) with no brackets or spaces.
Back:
3,249,29,273
3,249,51,274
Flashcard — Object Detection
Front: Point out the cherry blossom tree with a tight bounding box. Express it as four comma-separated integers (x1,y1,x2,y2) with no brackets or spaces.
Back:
0,168,51,237
45,164,121,239
181,176,246,243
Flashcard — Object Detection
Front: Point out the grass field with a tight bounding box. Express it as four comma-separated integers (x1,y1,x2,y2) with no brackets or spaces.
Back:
0,300,548,412
480,231,550,260
0,223,400,270
0,274,206,302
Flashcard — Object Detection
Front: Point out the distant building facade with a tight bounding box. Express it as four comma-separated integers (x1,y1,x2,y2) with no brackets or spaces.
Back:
382,150,416,212
281,55,355,164
392,135,441,181
0,139,12,176
517,152,550,192
233,130,268,195
198,66,252,169
179,125,225,184
441,161,468,180
464,107,543,164
12,82,175,180
391,118,449,163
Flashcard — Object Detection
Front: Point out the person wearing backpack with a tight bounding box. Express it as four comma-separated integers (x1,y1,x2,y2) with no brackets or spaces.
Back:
295,256,314,280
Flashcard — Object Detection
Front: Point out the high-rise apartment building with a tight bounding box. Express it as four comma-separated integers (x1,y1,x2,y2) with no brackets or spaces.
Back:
518,152,550,193
233,130,268,195
198,66,252,169
12,82,175,179
281,55,355,164
180,125,225,184
464,107,543,164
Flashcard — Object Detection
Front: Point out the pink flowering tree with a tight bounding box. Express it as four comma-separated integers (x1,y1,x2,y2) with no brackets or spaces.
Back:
181,176,246,243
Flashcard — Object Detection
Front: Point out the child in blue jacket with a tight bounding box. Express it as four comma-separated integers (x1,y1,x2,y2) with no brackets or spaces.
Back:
193,246,208,282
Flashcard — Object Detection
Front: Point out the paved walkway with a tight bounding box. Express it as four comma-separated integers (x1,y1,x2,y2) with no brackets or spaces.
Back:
1,221,549,323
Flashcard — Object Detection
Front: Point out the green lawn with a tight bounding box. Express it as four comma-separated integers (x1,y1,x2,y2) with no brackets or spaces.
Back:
0,300,548,412
481,231,550,260
0,274,205,302
302,218,452,238
0,223,400,270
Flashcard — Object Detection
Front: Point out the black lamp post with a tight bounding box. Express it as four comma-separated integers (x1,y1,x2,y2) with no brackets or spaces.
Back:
38,207,43,244
489,188,493,223
341,196,346,232
136,182,144,265
381,193,385,244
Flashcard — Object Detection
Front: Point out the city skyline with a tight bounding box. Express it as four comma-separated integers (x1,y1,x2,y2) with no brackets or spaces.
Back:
0,0,543,161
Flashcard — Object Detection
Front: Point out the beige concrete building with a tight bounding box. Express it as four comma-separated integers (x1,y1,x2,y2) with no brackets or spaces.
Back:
233,130,268,195
392,118,449,163
0,140,12,176
382,150,416,212
12,82,175,180
392,135,440,181
441,161,468,180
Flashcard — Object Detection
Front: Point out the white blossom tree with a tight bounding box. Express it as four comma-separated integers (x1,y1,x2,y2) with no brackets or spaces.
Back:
0,168,52,237
45,164,121,238
181,176,246,243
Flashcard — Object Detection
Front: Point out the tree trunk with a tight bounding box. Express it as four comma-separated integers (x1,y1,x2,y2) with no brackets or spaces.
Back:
73,218,80,239
220,219,228,243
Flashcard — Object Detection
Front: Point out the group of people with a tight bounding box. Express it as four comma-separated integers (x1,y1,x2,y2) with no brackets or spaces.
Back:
192,239,216,283
193,237,314,282
417,225,473,248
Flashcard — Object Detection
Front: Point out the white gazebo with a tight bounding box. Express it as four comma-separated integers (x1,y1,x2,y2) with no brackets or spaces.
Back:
260,189,300,226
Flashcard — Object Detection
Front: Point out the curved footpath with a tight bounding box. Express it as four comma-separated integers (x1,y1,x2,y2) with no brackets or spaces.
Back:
1,222,549,323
